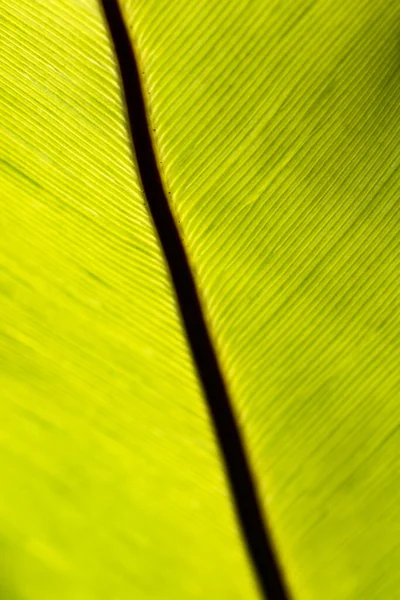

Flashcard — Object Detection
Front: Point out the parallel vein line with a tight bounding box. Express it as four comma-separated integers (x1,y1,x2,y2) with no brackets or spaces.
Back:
99,1,291,599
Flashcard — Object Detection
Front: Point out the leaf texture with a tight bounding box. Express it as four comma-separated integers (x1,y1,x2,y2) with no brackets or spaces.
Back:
1,0,400,599
120,1,400,599
0,1,259,599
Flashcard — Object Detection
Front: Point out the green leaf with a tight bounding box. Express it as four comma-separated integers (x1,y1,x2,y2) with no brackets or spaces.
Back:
1,1,399,599
120,0,400,598
0,2,258,599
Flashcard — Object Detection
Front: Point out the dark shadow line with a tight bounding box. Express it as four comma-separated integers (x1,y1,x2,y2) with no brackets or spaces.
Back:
99,2,291,598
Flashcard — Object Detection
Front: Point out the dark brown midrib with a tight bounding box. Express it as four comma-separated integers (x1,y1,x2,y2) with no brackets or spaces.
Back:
99,2,291,599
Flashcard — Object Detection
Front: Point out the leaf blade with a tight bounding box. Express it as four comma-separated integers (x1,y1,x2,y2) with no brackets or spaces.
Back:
0,1,259,598
121,0,400,598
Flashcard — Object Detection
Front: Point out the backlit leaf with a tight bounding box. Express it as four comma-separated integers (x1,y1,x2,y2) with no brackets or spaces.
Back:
1,1,399,599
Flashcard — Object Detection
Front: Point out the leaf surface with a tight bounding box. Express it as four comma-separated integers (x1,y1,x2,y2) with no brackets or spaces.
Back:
121,1,400,599
0,2,258,599
1,1,400,599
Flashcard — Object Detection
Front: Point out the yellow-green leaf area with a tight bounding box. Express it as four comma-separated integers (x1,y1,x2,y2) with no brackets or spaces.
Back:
0,1,259,598
123,1,400,598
